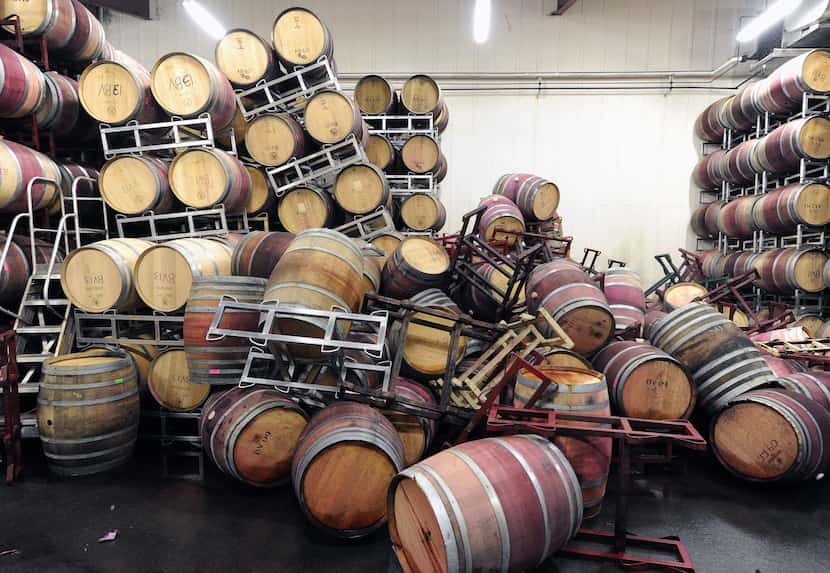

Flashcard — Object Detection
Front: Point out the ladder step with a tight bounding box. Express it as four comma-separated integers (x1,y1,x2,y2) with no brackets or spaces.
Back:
30,274,62,281
22,298,70,306
18,383,40,394
16,353,54,364
15,325,64,335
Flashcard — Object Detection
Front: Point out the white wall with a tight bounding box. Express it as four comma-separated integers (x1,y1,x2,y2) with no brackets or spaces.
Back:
103,0,766,283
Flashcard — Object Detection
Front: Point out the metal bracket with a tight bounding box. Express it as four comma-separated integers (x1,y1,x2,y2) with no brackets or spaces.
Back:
100,115,218,159
388,174,438,197
266,135,368,194
74,310,184,347
334,208,396,240
115,205,247,241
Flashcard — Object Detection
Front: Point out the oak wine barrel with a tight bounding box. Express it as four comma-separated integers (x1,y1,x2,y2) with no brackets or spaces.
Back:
354,74,396,115
0,43,45,118
37,349,139,476
434,99,449,133
61,238,153,313
721,139,760,187
592,340,695,419
718,82,761,133
333,163,390,215
399,193,446,232
106,336,159,397
99,156,176,215
694,96,728,143
272,6,334,69
400,134,446,182
478,195,526,246
649,303,776,415
461,262,526,320
711,389,830,483
201,386,308,486
169,148,251,212
493,173,560,222
794,314,825,337
61,0,106,62
691,150,726,190
365,133,397,172
243,165,274,215
816,319,830,338
385,378,437,466
777,372,830,412
215,28,278,88
388,435,582,573
539,348,592,370
231,230,294,278
762,355,807,377
277,186,335,233
79,55,164,125
0,0,75,50
370,230,404,258
0,139,60,213
400,74,443,116
754,116,830,174
134,238,233,312
514,367,612,518
717,195,758,238
292,402,405,538
753,247,827,293
699,250,725,279
643,309,667,340
755,49,830,115
35,71,94,138
244,113,306,167
147,349,211,412
690,201,721,239
303,89,365,146
753,182,830,234
0,233,51,306
603,268,646,334
381,236,450,299
730,251,760,277
662,282,708,312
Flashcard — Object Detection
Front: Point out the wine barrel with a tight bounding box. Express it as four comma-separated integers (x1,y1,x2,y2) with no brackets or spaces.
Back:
151,52,237,132
385,378,437,466
0,139,60,213
694,96,728,143
777,372,830,411
147,349,211,412
168,148,251,212
271,6,334,68
264,229,365,358
354,74,396,115
61,0,106,62
717,195,758,239
755,50,830,115
400,74,443,116
107,336,159,398
762,355,807,377
690,202,721,238
37,350,139,477
134,238,233,312
0,234,49,306
699,250,725,279
243,165,273,215
231,230,294,278
333,163,390,215
538,348,592,370
730,251,760,277
643,309,667,340
201,386,308,486
184,276,266,385
795,314,825,337
753,182,830,234
435,99,450,133
0,43,46,118
389,435,582,573
592,340,695,420
35,71,93,137
721,140,760,187
649,302,776,415
244,113,306,167
292,402,405,538
462,262,526,320
603,268,646,334
61,238,153,313
755,116,830,174
691,150,726,190
719,82,761,133
1,0,75,49
381,236,450,299
370,231,404,258
493,173,560,222
401,135,446,181
365,134,397,172
399,193,446,232
215,28,277,88
514,367,612,518
99,156,175,215
277,186,334,233
754,247,827,293
526,260,614,355
303,89,365,146
392,289,467,380
662,282,708,312
478,195,526,246
711,389,830,483
79,56,164,125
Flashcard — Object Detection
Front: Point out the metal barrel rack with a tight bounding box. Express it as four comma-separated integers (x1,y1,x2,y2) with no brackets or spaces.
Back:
99,115,234,159
139,408,204,481
115,205,249,242
387,174,439,197
333,208,396,240
266,135,368,194
74,310,185,348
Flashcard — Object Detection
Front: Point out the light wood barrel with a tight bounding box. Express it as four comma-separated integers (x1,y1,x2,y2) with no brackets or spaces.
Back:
716,195,758,239
243,165,273,215
0,0,75,49
79,56,164,125
539,348,592,370
478,195,526,246
365,134,397,172
134,238,233,312
721,139,760,187
754,247,827,294
370,231,404,257
201,386,308,486
461,262,526,320
292,402,405,538
304,89,365,145
354,74,396,115
37,349,139,476
401,74,443,116
401,134,446,180
231,230,294,278
0,43,45,118
184,276,266,385
514,367,612,518
753,182,830,234
399,193,446,232
0,139,60,213
169,148,251,212
215,28,277,88
694,96,728,143
99,156,175,215
381,236,451,299
493,173,560,222
61,0,106,62
278,186,335,233
107,336,159,397
755,116,830,174
691,150,726,191
755,50,830,115
244,113,306,167
151,52,237,131
649,302,776,415
663,282,708,312
718,82,761,133
526,260,614,355
794,314,825,338
333,163,390,215
386,378,437,466
712,389,830,483
389,434,582,573
777,372,830,412
690,201,722,239
147,349,211,412
272,6,334,68
61,238,153,313
592,340,695,419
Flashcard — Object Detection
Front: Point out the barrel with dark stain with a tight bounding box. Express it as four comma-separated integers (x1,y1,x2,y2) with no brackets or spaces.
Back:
292,402,405,539
381,236,450,299
493,172,560,222
711,389,830,483
753,182,830,235
231,231,295,278
755,50,830,115
388,435,582,573
691,150,726,190
754,116,830,175
385,378,437,466
776,372,830,412
200,386,308,487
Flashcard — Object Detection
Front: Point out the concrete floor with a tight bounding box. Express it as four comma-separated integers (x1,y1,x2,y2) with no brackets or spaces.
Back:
1,446,829,573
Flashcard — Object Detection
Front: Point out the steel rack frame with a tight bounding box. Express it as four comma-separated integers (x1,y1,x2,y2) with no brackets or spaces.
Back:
266,135,367,194
99,115,228,159
74,311,185,347
387,175,439,197
363,113,438,140
139,408,204,481
115,205,248,241
333,208,396,240
235,57,340,120
0,331,22,484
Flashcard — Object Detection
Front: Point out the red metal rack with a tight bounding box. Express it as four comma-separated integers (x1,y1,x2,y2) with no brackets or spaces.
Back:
0,330,22,484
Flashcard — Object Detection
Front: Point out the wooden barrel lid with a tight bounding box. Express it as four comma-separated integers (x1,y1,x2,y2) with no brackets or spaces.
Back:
404,313,466,376
794,314,824,337
664,282,708,308
531,181,560,220
800,50,830,93
796,183,830,226
233,407,307,484
1,0,49,35
401,75,440,114
400,194,439,231
304,91,356,144
391,478,448,572
245,114,300,166
135,242,209,312
401,135,439,173
272,8,327,66
365,135,394,171
539,349,591,369
79,62,141,124
720,306,750,327
484,215,524,243
620,359,693,419
151,53,212,116
385,411,426,467
100,156,161,215
400,237,449,275
791,250,827,292
215,29,271,86
489,264,526,305
799,117,830,160
244,166,270,214
558,306,614,355
713,401,798,480
169,149,229,208
62,247,128,313
354,75,392,114
371,233,402,256
278,187,329,233
147,350,210,412
44,352,131,374
334,164,385,214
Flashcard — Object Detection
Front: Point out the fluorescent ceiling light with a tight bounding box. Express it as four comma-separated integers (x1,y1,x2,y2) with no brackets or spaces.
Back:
473,0,491,44
183,0,226,41
736,0,802,43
